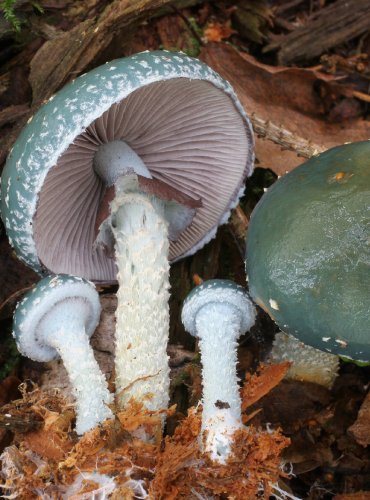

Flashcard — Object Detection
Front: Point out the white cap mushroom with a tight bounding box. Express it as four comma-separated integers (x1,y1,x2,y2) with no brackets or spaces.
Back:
181,279,256,463
13,274,113,434
1,51,254,415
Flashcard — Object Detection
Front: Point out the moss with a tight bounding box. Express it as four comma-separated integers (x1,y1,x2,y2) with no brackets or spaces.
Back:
0,331,20,380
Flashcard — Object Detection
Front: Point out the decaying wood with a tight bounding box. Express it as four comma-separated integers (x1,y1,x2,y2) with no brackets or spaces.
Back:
0,239,38,318
29,0,205,106
265,0,370,64
0,105,29,128
0,413,42,433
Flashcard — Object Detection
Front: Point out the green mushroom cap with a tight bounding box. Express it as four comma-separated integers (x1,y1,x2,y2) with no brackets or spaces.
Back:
246,141,370,362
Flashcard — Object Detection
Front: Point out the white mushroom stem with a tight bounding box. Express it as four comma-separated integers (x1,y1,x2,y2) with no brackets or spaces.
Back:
195,302,243,463
45,311,113,435
111,185,170,412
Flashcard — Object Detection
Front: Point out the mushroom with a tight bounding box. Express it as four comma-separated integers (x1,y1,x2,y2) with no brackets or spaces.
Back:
246,141,370,363
13,274,113,434
181,279,256,463
1,51,254,413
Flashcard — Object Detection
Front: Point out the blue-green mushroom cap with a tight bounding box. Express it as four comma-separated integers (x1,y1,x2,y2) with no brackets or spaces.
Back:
246,141,370,362
182,279,256,336
13,274,101,362
1,50,254,282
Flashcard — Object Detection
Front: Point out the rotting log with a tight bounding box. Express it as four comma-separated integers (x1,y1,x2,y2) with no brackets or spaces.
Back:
265,0,370,65
29,0,206,106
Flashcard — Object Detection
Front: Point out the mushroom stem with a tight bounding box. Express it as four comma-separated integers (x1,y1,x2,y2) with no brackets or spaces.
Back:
181,280,256,462
13,275,113,435
112,189,170,412
46,316,113,435
195,303,243,462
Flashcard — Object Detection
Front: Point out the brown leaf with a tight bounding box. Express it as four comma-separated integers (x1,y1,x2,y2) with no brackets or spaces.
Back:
200,43,370,175
349,390,370,448
23,428,73,461
284,434,334,474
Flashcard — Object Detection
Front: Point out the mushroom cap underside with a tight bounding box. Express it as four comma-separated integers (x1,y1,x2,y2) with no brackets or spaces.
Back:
182,279,256,336
13,274,101,362
246,141,370,361
1,51,254,282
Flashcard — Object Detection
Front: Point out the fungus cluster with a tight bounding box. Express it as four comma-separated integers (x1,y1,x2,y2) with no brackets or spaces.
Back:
1,51,254,434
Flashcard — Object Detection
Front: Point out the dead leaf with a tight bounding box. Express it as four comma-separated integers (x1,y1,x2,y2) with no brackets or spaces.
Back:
23,427,73,461
349,390,370,447
232,1,274,44
203,21,235,42
200,43,370,175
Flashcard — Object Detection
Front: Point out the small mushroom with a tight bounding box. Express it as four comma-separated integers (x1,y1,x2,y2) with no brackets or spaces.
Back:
13,274,113,434
181,279,256,463
1,51,254,413
246,141,370,363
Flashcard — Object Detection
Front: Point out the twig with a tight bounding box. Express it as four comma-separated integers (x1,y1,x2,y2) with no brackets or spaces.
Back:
250,113,325,158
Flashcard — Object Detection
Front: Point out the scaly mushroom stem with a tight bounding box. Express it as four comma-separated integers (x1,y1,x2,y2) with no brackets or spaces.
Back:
269,332,340,389
111,188,170,412
46,316,113,435
196,303,243,462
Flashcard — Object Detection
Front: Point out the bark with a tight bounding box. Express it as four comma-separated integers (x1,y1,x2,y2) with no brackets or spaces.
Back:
29,0,205,106
265,0,370,65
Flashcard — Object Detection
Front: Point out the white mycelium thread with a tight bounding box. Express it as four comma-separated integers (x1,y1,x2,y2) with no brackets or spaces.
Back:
182,281,256,463
111,179,170,413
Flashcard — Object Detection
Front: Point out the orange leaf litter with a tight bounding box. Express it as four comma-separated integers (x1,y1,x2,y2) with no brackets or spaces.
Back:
0,364,290,499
